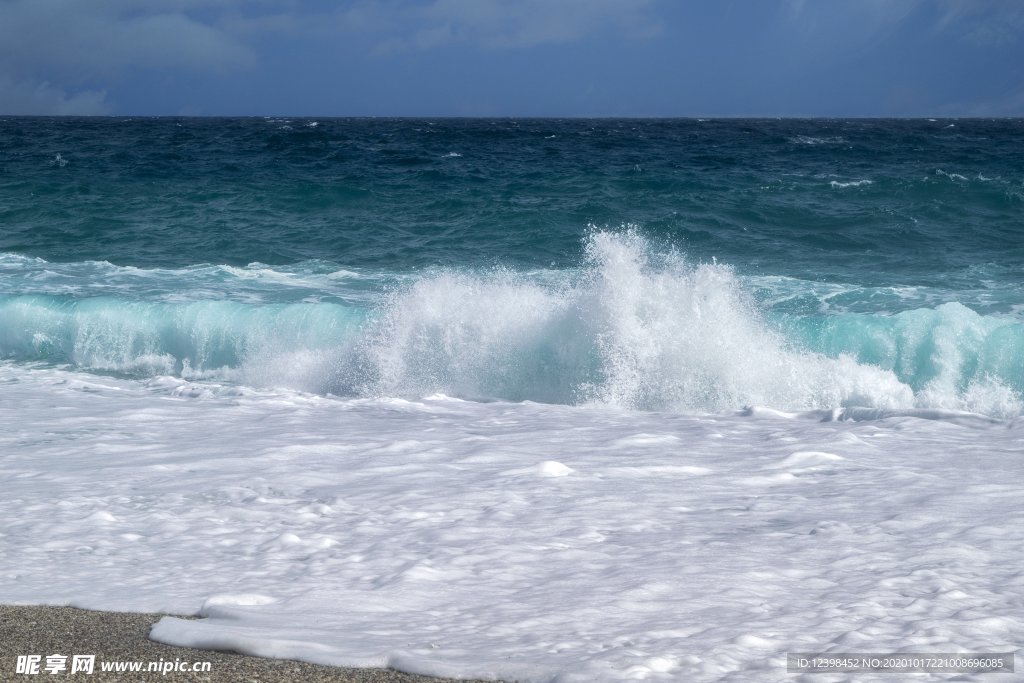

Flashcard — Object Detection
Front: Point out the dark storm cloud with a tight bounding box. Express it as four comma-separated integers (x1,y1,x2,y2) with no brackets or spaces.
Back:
0,0,257,113
0,0,1021,116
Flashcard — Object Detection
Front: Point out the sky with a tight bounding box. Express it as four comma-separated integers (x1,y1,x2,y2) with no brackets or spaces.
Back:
0,0,1022,117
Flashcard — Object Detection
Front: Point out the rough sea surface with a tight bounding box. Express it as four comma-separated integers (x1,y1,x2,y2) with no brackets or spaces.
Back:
1,118,1022,681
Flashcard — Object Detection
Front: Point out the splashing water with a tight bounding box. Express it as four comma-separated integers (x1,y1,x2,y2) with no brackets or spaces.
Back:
0,232,1020,417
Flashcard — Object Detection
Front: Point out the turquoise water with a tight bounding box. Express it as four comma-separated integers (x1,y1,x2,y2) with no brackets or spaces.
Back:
1,117,1021,414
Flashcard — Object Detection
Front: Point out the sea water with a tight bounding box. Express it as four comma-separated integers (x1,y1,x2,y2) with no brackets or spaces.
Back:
1,118,1022,681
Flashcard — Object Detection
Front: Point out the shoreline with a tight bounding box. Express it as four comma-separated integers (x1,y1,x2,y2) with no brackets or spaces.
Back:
0,605,498,683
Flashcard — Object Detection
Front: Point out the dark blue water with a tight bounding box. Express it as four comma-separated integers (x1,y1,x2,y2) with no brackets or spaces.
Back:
2,118,1022,278
1,118,1021,415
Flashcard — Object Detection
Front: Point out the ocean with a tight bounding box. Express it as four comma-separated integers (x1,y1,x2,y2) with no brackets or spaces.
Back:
1,118,1022,681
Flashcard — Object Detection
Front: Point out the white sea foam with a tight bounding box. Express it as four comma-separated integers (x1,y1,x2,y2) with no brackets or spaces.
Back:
1,361,1022,682
0,254,386,304
789,135,846,145
354,232,915,411
1,233,1021,417
936,169,968,182
829,179,873,188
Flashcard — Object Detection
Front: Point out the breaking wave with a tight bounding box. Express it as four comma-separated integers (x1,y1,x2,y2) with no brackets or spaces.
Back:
0,232,1020,417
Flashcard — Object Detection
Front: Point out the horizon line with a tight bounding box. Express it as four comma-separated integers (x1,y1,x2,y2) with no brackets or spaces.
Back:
2,114,1022,120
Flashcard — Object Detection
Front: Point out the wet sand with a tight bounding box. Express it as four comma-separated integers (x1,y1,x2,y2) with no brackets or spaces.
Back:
0,605,500,683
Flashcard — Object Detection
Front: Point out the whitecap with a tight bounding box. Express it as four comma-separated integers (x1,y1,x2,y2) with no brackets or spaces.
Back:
936,169,968,181
789,135,846,145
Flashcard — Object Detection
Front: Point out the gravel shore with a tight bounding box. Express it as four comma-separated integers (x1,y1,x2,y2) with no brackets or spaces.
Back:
0,606,499,683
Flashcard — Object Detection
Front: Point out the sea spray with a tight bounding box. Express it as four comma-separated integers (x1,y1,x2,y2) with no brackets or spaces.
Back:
361,269,587,403
0,232,1020,416
578,231,911,411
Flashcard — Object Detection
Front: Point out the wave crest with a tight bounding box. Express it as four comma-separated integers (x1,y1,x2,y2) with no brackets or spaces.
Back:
0,232,1020,417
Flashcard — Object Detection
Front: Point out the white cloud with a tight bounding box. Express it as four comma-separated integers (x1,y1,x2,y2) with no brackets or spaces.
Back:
340,0,661,53
0,0,257,80
784,0,1024,48
0,75,110,115
420,0,660,48
783,0,923,35
0,0,261,114
933,1,1024,47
